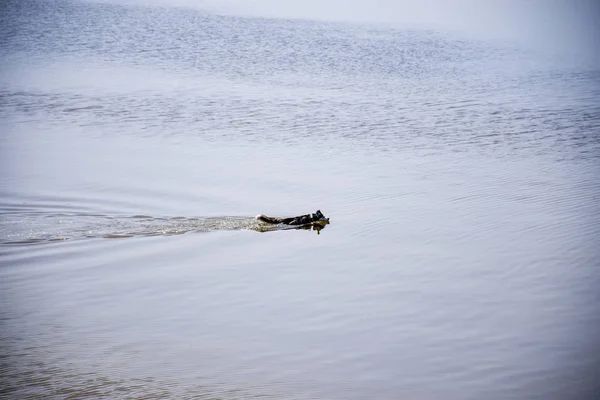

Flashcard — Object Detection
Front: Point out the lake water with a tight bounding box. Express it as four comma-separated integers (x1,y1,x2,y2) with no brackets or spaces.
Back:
1,0,599,398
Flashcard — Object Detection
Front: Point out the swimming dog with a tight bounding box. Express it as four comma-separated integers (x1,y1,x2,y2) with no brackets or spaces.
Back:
255,210,329,226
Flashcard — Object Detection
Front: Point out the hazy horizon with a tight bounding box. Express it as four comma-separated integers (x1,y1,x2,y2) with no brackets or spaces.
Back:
82,0,599,62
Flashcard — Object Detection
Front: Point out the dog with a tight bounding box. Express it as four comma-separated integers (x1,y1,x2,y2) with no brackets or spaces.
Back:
255,210,329,226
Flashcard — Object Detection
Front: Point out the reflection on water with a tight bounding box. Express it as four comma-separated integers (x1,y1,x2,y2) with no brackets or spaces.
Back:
1,0,599,399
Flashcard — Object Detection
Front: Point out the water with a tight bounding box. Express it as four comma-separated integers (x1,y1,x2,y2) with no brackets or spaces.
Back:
1,0,600,398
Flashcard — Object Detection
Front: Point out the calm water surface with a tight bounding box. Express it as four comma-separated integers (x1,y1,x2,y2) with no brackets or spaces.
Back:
1,0,599,398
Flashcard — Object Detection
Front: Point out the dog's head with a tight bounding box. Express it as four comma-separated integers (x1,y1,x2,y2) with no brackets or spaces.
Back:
312,210,330,223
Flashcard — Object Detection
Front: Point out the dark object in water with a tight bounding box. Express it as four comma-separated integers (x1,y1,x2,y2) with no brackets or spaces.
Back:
255,210,330,226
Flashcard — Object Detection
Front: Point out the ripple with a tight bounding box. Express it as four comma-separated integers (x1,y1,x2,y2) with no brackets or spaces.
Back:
0,208,331,245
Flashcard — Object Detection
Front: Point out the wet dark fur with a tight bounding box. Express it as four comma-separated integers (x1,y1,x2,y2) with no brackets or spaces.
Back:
256,210,329,226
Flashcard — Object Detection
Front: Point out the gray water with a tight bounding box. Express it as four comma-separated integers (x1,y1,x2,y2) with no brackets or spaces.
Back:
1,0,600,398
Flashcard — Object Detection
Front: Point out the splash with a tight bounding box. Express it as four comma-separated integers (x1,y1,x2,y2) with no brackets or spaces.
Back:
0,212,329,245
